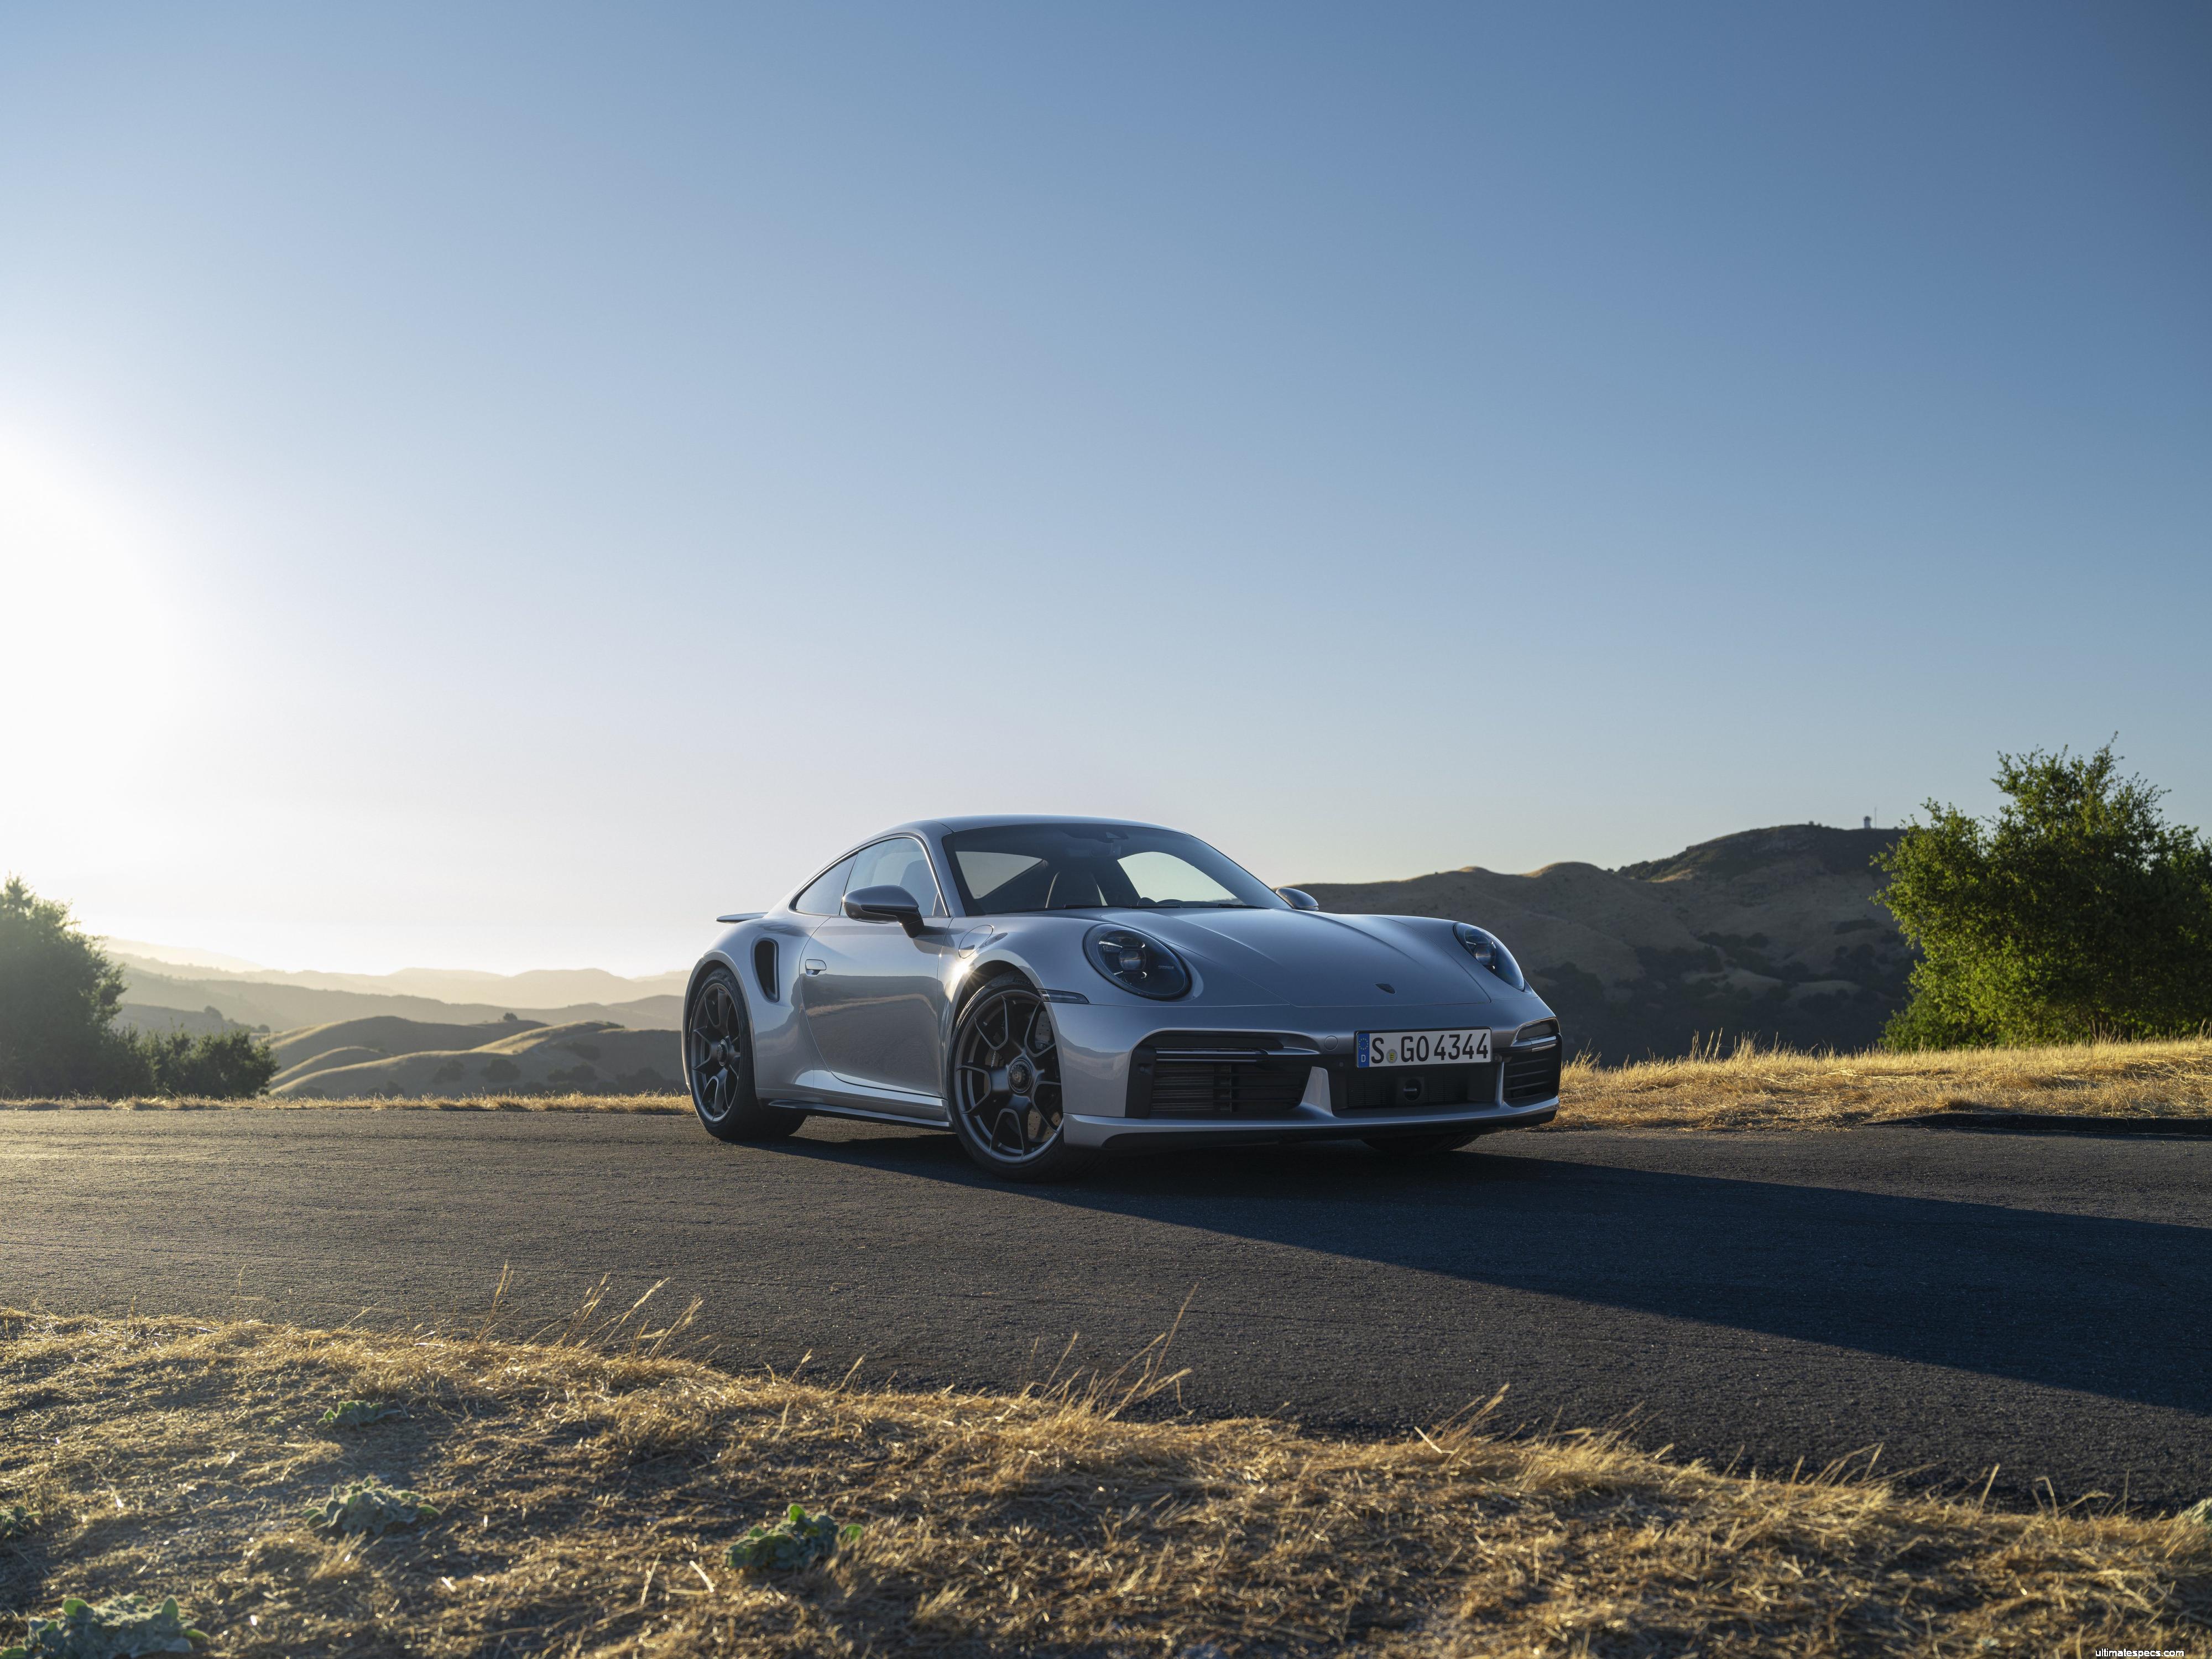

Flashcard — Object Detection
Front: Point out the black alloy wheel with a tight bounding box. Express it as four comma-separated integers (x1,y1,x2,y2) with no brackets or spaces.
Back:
949,979,1092,1181
685,967,801,1142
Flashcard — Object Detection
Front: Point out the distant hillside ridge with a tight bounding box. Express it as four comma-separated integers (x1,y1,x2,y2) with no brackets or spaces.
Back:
116,962,680,1037
102,951,686,1011
1301,823,1912,1063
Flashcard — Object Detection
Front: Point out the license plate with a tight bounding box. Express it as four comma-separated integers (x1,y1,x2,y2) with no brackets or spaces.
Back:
1357,1028,1493,1067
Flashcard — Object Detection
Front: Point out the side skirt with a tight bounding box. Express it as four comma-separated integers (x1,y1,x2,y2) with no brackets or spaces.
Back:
766,1098,952,1130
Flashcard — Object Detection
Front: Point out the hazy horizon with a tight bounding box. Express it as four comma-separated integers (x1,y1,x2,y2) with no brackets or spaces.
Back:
102,936,688,988
5,4,2205,976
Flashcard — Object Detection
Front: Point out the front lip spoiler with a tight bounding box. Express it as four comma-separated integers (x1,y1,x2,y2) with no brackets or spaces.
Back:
1070,1097,1558,1152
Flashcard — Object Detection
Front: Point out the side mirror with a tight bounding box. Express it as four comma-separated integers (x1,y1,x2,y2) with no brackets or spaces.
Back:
844,884,926,936
1277,887,1320,911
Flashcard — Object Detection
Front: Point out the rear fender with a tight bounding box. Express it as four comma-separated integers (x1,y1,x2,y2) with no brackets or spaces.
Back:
691,917,821,1094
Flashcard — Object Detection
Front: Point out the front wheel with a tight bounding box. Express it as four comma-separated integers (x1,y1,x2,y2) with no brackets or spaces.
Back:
686,967,803,1143
947,978,1094,1182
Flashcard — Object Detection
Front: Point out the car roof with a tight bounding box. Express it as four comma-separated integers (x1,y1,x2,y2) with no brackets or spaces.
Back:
886,814,1173,838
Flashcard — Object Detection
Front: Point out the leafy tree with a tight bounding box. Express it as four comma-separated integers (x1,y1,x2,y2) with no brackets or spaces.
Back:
0,877,278,1098
0,876,147,1095
1876,743,2212,1047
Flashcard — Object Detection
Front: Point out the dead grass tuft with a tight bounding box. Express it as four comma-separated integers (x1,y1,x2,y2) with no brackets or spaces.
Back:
1557,1034,2212,1132
1,1307,2205,1655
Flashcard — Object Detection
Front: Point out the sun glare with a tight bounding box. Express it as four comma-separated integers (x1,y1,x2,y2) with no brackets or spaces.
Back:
0,425,216,901
0,427,197,729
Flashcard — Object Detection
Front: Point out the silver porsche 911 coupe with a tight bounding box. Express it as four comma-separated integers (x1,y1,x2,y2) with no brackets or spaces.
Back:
686,817,1561,1180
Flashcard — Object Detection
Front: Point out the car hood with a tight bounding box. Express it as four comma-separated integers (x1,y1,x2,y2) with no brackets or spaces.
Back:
1118,908,1489,1008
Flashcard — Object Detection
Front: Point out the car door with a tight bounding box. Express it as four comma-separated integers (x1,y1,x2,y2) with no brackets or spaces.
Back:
797,836,956,1106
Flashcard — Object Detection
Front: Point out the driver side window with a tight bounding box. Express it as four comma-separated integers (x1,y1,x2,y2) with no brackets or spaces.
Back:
845,837,946,915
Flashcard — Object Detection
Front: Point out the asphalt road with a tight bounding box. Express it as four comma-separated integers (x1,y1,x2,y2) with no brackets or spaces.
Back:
4,1109,2208,1509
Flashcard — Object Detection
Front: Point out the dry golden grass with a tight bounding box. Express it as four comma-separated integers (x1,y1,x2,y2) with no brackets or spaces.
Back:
1,1301,2205,1657
1558,1035,2212,1133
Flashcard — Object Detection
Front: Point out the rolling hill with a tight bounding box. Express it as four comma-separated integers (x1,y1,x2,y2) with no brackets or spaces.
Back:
1302,823,1913,1063
264,1016,681,1099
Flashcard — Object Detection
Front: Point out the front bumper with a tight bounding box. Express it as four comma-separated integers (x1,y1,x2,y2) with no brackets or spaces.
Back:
1047,994,1561,1151
1067,1094,1557,1151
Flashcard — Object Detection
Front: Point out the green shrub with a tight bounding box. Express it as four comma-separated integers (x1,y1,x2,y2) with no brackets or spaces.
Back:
1878,743,2212,1047
725,1503,860,1571
317,1401,403,1429
0,1594,206,1657
0,1503,33,1540
0,878,278,1099
305,1477,437,1536
135,1029,278,1099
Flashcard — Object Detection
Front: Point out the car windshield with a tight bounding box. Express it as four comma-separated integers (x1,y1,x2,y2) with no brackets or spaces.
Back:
942,823,1288,914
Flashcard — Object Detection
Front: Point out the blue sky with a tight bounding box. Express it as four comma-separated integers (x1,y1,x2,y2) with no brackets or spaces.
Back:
2,3,2206,973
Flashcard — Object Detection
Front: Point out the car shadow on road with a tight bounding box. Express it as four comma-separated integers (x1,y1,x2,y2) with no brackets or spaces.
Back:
772,1123,2212,1418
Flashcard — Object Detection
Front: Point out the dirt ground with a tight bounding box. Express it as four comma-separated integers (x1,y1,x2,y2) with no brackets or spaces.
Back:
2,1303,2205,1657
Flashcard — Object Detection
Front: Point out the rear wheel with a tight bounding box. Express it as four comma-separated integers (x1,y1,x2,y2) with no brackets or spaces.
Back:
1364,1131,1480,1158
686,967,803,1142
948,978,1094,1182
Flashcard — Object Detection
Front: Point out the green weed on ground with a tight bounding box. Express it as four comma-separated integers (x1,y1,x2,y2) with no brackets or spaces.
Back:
0,1594,205,1658
724,1505,861,1572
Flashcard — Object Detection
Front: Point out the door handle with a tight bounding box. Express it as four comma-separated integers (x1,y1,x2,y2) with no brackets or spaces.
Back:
802,959,826,975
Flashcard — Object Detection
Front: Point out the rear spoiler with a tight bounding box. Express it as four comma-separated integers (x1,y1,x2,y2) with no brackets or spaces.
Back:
714,912,766,925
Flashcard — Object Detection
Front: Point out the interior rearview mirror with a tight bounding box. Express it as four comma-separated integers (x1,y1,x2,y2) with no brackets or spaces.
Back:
844,884,926,935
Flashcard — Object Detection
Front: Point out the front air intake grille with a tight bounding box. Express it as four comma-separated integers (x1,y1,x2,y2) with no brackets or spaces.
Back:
1148,1062,1311,1118
1502,1047,1562,1105
1128,1032,1317,1119
1343,1062,1498,1110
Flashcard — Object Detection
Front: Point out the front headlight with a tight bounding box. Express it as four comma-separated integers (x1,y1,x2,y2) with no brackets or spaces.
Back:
1083,925,1191,1000
1453,923,1526,990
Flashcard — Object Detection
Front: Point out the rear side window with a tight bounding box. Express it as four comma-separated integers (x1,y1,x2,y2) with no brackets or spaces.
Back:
844,837,946,915
791,857,854,916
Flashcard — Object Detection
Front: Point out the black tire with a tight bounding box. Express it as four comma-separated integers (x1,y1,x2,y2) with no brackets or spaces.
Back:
685,967,803,1143
947,977,1094,1182
1364,1131,1480,1158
